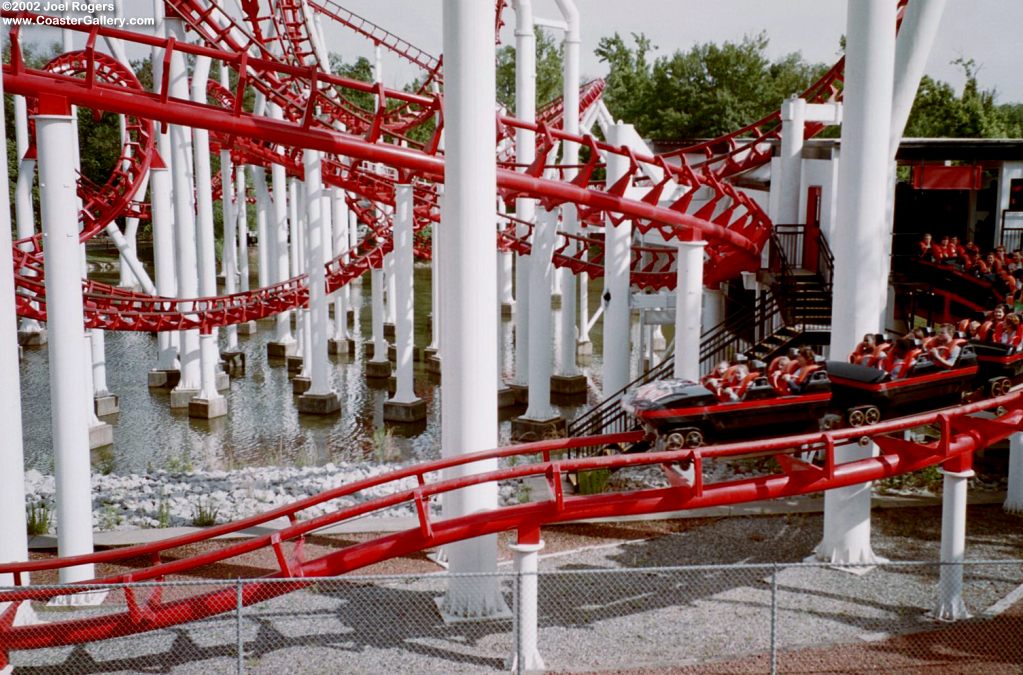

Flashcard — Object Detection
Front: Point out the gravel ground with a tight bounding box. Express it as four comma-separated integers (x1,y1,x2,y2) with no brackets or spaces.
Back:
8,504,1023,673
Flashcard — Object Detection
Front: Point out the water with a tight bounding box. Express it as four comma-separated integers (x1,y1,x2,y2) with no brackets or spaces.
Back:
18,266,629,475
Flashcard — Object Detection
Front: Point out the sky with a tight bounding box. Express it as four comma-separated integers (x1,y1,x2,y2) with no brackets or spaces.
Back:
320,0,1023,104
15,1,1023,104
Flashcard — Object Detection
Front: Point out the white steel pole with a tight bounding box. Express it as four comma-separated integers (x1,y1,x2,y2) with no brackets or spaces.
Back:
293,179,310,367
603,122,633,396
269,104,294,350
935,464,972,621
1006,433,1023,513
237,169,251,293
251,166,270,290
512,0,535,389
36,108,95,583
150,160,179,371
439,0,504,619
219,67,238,351
556,0,581,379
13,95,44,340
0,64,29,586
508,538,545,671
190,55,224,395
778,96,806,225
391,184,417,404
674,241,706,380
330,187,350,343
300,149,340,413
167,17,202,406
819,0,896,566
523,207,557,421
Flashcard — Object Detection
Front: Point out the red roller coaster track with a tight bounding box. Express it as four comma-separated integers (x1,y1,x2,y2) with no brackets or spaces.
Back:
0,391,1018,658
3,0,977,663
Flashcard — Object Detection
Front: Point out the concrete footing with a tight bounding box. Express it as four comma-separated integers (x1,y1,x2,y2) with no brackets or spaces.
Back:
497,387,519,409
17,329,47,347
285,355,304,375
507,384,529,406
548,374,589,394
383,322,395,340
366,360,391,379
328,337,356,356
88,422,113,449
501,302,515,318
147,369,180,389
267,340,296,359
221,351,245,373
510,415,566,442
292,376,311,395
169,388,199,409
425,355,441,376
94,393,119,417
215,371,230,391
188,396,228,419
236,321,257,335
383,398,427,423
297,391,341,415
577,340,593,356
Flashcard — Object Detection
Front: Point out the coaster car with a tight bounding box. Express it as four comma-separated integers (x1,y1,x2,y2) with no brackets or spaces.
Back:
826,343,978,425
621,363,831,450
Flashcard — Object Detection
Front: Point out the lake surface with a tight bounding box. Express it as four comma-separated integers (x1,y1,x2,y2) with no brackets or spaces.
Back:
18,265,640,475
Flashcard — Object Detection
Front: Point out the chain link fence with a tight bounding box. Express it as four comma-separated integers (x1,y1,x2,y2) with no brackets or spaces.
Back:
4,559,1023,673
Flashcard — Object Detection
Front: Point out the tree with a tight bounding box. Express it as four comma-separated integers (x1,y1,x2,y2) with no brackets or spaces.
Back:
903,59,1021,138
595,32,829,140
495,27,564,113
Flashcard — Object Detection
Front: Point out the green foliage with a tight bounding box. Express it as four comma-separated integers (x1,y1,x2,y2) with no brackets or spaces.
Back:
190,498,220,527
329,54,375,112
26,500,52,537
596,31,829,140
904,59,1023,138
496,27,565,112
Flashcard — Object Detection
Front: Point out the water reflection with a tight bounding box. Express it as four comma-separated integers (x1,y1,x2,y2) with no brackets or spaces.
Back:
20,267,619,474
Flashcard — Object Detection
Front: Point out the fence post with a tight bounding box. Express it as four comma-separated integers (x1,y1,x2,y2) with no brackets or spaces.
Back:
236,579,244,674
770,564,778,675
514,571,523,674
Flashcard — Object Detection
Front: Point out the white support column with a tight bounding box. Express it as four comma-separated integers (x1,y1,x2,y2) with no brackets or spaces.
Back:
818,0,896,567
578,270,591,353
0,66,29,587
236,168,252,295
516,207,562,432
330,187,350,347
935,463,973,621
13,95,45,343
427,207,441,355
778,96,806,225
384,184,426,423
512,0,535,392
439,0,506,620
507,537,545,671
298,149,341,415
90,328,118,416
293,179,310,372
220,65,239,351
251,166,270,291
384,247,397,331
1004,433,1023,513
150,160,179,373
167,17,201,408
35,107,95,583
268,104,295,355
368,265,391,378
674,241,706,381
701,287,725,334
190,55,225,411
555,0,582,385
602,122,633,396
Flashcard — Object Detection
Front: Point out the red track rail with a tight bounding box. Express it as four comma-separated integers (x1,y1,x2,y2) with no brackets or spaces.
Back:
0,392,1019,656
3,17,766,331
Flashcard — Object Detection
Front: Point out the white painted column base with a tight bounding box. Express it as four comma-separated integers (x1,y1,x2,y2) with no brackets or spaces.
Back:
812,441,887,569
934,467,973,621
1004,432,1023,513
507,539,545,672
